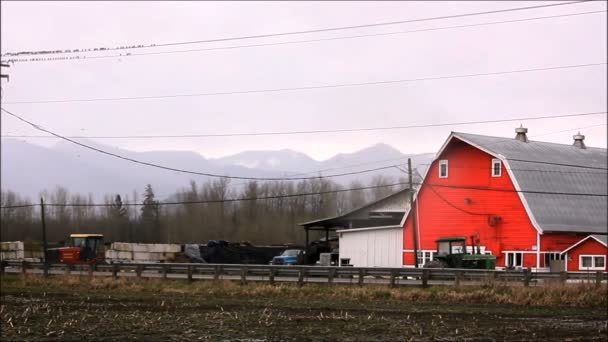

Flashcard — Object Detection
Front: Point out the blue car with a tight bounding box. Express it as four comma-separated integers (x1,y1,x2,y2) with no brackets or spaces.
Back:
270,249,305,265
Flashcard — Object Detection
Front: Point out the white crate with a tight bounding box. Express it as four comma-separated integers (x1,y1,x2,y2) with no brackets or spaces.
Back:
133,252,162,261
111,242,133,252
106,250,133,260
0,250,24,260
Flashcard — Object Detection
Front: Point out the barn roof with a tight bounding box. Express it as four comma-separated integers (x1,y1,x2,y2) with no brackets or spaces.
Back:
442,132,607,234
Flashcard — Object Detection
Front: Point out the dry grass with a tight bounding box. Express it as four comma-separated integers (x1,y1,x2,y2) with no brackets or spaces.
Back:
3,274,606,308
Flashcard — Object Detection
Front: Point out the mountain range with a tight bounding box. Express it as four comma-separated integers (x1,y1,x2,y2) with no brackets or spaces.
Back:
0,139,435,201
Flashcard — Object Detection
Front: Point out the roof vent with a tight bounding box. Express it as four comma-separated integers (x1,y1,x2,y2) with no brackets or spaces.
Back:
573,132,586,149
515,125,528,142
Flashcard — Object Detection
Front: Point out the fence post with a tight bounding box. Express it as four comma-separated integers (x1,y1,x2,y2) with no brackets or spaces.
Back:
560,271,568,284
187,265,193,282
214,265,222,281
269,268,275,285
0,260,6,275
421,269,429,288
88,264,94,278
136,264,143,279
161,264,168,280
64,264,71,276
454,270,463,287
240,267,247,285
112,264,118,279
21,260,27,276
389,270,397,288
328,268,335,284
298,269,305,287
358,269,366,286
596,271,603,287
43,262,49,278
487,271,497,284
523,268,532,287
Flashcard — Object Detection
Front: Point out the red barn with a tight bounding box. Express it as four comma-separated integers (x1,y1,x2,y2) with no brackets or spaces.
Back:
402,128,607,271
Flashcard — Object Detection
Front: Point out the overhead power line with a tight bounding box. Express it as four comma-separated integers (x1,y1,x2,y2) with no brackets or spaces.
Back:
0,181,412,209
2,111,606,139
4,62,606,105
6,10,605,63
506,158,608,170
424,182,607,197
2,179,606,210
1,1,591,58
0,107,409,181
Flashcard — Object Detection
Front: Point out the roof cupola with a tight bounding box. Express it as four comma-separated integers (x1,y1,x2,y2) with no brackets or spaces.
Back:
515,125,528,142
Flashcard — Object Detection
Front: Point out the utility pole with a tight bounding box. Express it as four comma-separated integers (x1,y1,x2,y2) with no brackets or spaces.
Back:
0,62,9,82
408,158,419,268
40,197,49,276
1,62,9,100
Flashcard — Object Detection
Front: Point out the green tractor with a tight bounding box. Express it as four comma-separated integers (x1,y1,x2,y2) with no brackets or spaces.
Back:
424,236,496,269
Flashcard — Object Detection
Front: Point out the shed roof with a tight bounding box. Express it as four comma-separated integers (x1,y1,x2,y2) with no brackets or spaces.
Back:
300,186,413,230
441,132,607,234
560,234,608,254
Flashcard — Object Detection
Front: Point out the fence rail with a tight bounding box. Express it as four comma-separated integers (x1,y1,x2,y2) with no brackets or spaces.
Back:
1,260,606,287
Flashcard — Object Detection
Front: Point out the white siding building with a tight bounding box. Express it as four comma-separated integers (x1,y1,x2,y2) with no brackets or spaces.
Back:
301,185,417,268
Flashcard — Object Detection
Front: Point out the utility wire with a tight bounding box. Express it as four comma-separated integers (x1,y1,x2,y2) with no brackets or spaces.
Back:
2,179,606,209
426,184,490,216
4,63,606,105
0,181,411,209
6,10,605,63
3,107,606,182
1,1,592,58
506,158,608,170
0,107,409,181
2,111,605,139
424,182,607,196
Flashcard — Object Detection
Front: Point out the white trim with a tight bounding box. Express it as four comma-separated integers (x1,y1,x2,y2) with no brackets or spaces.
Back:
579,254,606,271
501,159,543,234
403,249,415,252
501,250,538,254
336,225,401,233
536,233,541,270
561,235,608,255
416,193,421,251
416,250,437,267
504,251,525,267
438,160,448,178
491,158,502,177
565,253,568,272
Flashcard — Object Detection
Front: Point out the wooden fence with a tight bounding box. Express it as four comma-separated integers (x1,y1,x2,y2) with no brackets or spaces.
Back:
1,260,606,288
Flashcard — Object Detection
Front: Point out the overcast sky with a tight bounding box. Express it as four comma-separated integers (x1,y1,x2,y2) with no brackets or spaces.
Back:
1,1,606,161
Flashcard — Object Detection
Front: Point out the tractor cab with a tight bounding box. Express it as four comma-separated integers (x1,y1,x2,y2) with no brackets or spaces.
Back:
47,234,105,264
427,236,496,269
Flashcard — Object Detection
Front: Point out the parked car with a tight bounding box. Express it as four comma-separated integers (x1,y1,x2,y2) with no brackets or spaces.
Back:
270,249,305,265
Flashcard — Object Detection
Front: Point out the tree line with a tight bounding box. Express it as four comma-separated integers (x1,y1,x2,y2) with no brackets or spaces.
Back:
0,175,407,245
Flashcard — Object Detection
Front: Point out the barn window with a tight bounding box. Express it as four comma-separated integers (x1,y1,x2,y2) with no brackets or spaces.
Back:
505,252,523,268
543,253,564,267
492,159,502,177
416,251,437,267
579,255,606,270
439,160,448,178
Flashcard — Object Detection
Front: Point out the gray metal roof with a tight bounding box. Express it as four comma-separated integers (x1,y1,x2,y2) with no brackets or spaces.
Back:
451,132,607,234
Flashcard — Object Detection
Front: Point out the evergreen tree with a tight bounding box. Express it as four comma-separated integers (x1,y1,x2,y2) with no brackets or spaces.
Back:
140,184,160,242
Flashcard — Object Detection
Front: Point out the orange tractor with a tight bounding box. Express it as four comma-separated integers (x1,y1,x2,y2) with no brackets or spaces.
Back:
46,234,105,264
